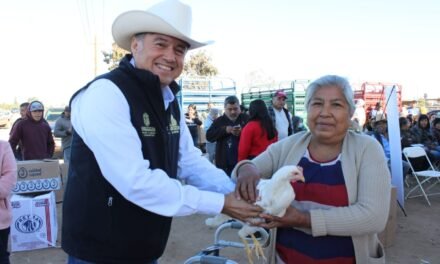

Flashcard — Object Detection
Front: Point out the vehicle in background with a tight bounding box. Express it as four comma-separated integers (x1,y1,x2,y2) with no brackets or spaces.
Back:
0,109,12,128
45,107,64,131
176,78,237,151
427,109,440,120
353,82,403,119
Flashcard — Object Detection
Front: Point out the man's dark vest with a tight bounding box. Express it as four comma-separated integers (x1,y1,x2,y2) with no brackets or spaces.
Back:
62,55,181,263
268,106,293,136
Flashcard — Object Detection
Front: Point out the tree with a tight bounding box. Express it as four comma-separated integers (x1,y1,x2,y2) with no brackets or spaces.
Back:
183,50,218,77
102,43,129,70
244,69,276,92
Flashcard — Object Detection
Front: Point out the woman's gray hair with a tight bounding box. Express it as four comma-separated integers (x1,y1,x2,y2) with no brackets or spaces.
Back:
305,75,355,116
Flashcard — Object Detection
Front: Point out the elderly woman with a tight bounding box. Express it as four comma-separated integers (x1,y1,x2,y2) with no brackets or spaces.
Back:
233,75,391,264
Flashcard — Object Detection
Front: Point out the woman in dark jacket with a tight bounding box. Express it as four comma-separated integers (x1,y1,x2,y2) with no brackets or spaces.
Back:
185,104,202,147
399,117,416,149
431,117,440,145
411,114,440,162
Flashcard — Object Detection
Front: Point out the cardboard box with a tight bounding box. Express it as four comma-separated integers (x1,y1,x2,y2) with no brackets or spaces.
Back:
55,162,69,203
10,192,58,252
13,160,61,194
378,186,397,248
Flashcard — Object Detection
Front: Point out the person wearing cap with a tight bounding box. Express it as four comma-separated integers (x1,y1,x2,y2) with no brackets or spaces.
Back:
268,90,293,140
372,114,410,179
9,100,54,160
62,1,262,263
53,106,72,162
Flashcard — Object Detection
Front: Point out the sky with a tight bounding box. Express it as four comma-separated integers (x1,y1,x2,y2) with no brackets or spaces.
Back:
1,0,439,106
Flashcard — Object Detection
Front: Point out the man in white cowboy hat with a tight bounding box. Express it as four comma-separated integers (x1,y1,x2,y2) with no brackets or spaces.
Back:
62,0,262,263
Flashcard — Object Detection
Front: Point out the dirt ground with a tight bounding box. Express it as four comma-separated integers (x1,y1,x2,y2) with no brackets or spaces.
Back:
9,184,440,264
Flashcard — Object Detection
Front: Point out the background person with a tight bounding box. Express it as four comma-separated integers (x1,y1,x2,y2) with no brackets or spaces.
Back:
431,117,440,145
54,106,72,162
351,98,366,132
234,75,390,264
8,101,54,160
411,114,440,162
238,99,277,161
372,115,410,180
62,1,261,263
204,107,220,163
291,115,306,134
0,140,17,264
268,90,293,140
9,102,29,160
206,96,249,176
185,104,202,147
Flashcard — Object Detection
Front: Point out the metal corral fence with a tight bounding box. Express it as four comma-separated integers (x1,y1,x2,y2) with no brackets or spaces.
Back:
176,78,237,112
241,79,311,121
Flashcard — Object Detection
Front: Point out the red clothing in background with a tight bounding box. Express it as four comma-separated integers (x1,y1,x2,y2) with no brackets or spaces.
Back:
238,120,277,161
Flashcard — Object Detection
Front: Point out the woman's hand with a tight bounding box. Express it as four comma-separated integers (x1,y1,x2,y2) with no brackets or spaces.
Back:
235,163,261,203
255,206,311,229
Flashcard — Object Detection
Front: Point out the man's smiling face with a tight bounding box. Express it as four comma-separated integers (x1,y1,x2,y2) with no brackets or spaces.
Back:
131,33,188,88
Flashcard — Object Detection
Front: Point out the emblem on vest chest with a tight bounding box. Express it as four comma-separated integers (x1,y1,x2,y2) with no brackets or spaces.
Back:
169,115,180,134
141,112,156,137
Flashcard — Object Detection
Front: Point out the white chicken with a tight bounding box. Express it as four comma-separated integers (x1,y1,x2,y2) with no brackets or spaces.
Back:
205,165,305,264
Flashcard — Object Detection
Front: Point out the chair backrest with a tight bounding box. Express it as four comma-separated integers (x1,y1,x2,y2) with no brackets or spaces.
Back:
403,146,435,172
403,146,427,158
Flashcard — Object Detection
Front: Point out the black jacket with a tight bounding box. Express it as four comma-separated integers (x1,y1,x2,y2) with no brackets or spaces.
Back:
62,55,181,263
206,113,249,175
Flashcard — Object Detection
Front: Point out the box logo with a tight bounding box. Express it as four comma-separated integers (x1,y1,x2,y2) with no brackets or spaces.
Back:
17,167,28,179
15,215,43,233
17,167,42,179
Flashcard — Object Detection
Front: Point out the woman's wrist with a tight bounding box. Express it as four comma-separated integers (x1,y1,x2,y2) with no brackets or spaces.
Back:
236,162,256,177
297,211,311,228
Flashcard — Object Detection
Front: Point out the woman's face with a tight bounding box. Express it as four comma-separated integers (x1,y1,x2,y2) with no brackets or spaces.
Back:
188,107,196,115
420,119,428,128
402,122,410,131
307,85,351,143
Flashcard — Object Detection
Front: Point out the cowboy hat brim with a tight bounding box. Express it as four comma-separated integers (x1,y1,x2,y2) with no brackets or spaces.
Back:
112,10,213,51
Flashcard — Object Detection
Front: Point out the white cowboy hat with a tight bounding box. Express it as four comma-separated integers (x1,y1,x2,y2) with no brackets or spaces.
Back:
112,0,213,51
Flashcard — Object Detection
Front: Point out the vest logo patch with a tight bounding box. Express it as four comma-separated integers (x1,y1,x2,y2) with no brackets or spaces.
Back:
169,115,180,134
141,113,156,137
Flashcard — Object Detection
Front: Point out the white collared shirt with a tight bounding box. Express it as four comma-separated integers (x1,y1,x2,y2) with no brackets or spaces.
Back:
71,78,234,217
274,108,290,140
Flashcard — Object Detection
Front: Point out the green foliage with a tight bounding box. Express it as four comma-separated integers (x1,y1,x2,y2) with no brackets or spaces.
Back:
183,50,218,77
102,43,129,70
0,103,17,110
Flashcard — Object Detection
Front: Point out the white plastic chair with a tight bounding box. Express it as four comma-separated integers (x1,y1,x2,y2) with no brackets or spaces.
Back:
403,146,440,206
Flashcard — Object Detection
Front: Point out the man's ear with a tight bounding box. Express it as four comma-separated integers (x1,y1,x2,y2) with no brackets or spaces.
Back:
131,36,139,54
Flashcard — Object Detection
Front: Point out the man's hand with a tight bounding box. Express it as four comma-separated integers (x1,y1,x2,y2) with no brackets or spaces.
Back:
226,125,241,136
235,163,261,203
231,126,241,136
255,206,311,229
221,193,262,222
